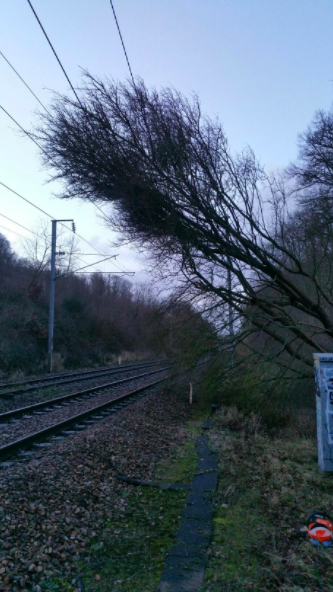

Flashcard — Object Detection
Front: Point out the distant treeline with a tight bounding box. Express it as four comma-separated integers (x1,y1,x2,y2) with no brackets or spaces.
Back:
0,232,171,375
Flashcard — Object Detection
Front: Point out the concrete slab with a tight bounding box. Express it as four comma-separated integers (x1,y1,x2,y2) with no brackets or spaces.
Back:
158,555,206,592
156,419,218,592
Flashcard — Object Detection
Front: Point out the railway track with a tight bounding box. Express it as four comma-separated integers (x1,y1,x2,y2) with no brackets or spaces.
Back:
0,367,169,466
0,359,164,398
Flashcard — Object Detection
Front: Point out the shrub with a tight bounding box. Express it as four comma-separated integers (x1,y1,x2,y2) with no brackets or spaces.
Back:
198,357,315,429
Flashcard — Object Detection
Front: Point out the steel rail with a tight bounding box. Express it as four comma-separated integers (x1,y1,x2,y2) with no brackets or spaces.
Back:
0,367,169,423
0,376,167,463
0,360,162,392
0,360,164,390
0,360,164,398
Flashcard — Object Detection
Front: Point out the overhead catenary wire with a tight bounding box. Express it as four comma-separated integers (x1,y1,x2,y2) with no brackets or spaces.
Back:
0,105,108,257
0,211,42,238
0,104,134,274
0,104,48,156
73,271,133,275
0,50,107,222
1,16,133,274
0,180,53,220
109,0,135,85
75,255,103,274
0,102,133,273
56,255,124,279
0,179,108,258
0,50,48,112
0,53,120,236
0,223,25,239
0,216,100,272
26,0,83,107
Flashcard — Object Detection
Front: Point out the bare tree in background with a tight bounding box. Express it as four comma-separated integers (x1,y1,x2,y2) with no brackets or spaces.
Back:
23,219,79,301
33,76,333,376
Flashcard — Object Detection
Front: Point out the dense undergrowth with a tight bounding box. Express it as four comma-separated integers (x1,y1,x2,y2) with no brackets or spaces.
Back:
197,353,315,430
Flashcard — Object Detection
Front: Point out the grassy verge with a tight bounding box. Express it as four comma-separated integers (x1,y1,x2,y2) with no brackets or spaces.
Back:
45,422,199,592
81,487,187,591
202,406,333,592
81,430,198,591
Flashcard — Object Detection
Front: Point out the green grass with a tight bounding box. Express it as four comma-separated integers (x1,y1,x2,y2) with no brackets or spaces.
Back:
82,487,187,591
201,407,333,592
155,435,199,485
82,431,200,591
80,431,200,591
43,420,202,591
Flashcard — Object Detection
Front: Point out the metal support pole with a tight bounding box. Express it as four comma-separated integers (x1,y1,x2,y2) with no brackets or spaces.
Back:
48,220,57,373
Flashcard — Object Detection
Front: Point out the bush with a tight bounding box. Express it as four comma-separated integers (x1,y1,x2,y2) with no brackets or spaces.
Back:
198,357,315,429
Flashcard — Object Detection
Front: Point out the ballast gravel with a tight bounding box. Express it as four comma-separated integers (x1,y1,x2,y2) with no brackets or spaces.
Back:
0,382,189,591
0,371,168,447
0,364,163,414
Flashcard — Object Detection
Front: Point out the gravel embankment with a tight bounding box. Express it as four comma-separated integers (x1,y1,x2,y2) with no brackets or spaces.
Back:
0,372,168,447
0,382,189,591
0,365,164,414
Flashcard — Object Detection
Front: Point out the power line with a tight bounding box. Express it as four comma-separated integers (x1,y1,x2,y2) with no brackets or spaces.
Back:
0,50,48,112
0,55,117,237
0,106,106,255
72,271,133,275
75,254,103,274
0,36,133,275
0,180,53,220
1,97,116,238
0,104,47,155
72,253,111,256
0,180,107,257
0,216,97,272
109,0,135,84
0,217,104,271
26,0,82,106
0,107,133,271
0,223,25,239
56,255,118,279
0,212,41,238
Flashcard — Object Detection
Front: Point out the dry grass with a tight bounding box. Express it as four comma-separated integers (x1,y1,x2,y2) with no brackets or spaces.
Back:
202,406,333,592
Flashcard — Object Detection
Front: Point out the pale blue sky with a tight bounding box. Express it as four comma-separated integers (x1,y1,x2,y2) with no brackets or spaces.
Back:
0,0,332,277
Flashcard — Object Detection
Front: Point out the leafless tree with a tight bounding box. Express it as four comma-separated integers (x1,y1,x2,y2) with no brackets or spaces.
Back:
22,219,79,301
33,76,333,375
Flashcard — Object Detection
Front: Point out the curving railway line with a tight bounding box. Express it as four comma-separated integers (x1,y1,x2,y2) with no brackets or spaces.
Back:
0,362,169,467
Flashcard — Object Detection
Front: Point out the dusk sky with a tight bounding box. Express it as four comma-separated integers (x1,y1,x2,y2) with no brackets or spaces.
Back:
1,0,332,280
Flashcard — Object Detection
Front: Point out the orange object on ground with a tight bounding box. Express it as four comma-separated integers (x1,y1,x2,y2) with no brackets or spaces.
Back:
307,511,333,546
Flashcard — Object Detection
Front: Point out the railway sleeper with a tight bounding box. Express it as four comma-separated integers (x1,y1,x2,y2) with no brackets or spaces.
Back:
0,377,167,467
0,367,168,425
0,360,165,397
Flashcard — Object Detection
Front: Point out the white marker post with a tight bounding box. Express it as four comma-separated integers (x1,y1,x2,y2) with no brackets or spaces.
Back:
313,353,333,472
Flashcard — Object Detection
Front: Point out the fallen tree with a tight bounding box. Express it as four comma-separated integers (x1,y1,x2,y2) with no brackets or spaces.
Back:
34,76,333,377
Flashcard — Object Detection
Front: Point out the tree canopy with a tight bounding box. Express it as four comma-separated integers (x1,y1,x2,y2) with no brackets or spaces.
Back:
34,75,333,377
